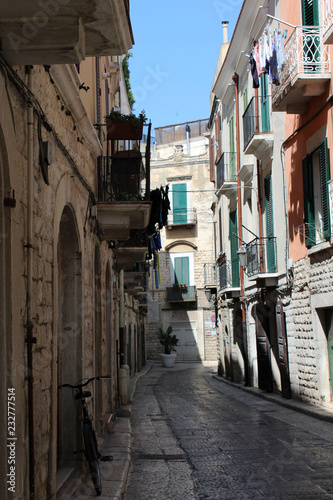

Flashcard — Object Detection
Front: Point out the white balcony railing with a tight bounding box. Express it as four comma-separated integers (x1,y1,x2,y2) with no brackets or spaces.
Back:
272,26,330,110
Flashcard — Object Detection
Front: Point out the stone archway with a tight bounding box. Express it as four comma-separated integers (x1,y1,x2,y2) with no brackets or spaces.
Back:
105,262,113,414
94,247,103,432
57,205,82,468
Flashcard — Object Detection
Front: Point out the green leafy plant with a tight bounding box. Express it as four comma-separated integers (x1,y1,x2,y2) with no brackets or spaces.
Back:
157,326,179,354
104,110,147,129
122,52,135,110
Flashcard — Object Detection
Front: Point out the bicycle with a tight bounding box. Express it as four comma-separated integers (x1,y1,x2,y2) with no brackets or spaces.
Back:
58,376,113,496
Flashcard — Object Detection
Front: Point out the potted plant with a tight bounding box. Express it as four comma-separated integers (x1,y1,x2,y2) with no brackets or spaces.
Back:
157,326,179,368
105,110,146,140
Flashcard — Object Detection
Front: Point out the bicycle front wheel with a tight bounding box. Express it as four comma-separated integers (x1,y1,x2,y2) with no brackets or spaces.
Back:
83,424,102,495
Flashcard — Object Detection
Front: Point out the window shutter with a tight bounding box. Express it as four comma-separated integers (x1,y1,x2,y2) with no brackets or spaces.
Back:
174,256,190,285
229,114,236,179
173,183,187,223
215,112,221,163
264,173,276,273
209,137,215,182
229,210,240,287
302,154,315,247
302,0,319,26
319,137,331,240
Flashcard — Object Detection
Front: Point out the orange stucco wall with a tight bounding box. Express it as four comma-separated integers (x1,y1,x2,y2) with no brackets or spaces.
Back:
281,0,333,263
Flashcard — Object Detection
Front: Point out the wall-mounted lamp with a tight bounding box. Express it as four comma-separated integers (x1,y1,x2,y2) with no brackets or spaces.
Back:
237,245,247,269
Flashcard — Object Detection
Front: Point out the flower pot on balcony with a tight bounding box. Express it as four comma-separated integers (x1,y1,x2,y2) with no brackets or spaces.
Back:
107,120,143,140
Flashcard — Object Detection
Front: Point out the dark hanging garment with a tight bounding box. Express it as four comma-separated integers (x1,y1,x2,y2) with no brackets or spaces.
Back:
250,54,260,89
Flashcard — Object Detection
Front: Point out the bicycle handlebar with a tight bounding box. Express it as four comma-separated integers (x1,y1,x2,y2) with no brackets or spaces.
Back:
58,375,111,390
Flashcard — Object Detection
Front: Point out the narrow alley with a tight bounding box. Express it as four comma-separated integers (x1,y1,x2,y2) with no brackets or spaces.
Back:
124,363,333,500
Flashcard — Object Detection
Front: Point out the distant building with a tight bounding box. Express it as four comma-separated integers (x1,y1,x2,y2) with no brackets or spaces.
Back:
146,120,218,363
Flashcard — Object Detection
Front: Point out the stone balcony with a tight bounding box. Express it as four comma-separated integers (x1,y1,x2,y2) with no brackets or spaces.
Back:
0,0,133,65
272,26,330,114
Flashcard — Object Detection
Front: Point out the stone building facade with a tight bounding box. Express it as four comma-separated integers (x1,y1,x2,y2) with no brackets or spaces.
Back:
209,0,333,408
0,3,150,498
145,121,218,363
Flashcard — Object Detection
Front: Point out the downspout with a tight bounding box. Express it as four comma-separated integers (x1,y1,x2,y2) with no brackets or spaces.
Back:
26,67,36,500
232,72,249,386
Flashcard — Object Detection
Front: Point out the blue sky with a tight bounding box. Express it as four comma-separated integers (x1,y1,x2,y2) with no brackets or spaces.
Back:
129,0,242,131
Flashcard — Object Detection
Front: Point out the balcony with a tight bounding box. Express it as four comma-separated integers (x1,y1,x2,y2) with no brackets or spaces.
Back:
204,263,218,288
0,0,134,65
323,0,333,44
166,209,197,228
216,152,237,199
124,263,147,296
272,27,330,114
114,230,148,270
243,96,273,160
218,260,240,298
96,151,151,241
166,285,197,303
245,237,278,287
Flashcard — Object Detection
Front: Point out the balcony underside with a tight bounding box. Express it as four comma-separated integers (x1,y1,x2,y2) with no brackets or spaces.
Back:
166,286,197,303
96,201,151,240
272,75,330,114
218,180,237,199
218,287,240,299
0,0,134,65
247,272,281,288
114,248,147,270
244,133,274,160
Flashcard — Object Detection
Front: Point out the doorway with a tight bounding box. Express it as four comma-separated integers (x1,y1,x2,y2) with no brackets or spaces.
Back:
57,206,82,468
324,308,333,397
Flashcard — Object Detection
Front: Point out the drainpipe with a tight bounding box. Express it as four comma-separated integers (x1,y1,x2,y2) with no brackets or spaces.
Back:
232,72,249,386
119,269,129,404
26,67,36,500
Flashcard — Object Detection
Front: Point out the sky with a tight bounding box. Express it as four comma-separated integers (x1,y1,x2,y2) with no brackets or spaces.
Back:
129,0,243,132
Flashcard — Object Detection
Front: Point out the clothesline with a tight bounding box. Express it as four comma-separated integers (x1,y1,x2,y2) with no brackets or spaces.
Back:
249,22,287,89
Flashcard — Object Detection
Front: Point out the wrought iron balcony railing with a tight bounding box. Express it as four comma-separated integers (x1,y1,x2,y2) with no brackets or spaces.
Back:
218,260,234,290
243,95,272,150
204,263,217,287
166,285,197,302
245,237,277,278
295,222,326,247
216,152,237,189
166,208,197,227
97,153,148,202
272,26,330,110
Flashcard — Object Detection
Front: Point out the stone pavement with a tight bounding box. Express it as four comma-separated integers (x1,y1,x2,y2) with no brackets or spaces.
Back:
65,361,333,499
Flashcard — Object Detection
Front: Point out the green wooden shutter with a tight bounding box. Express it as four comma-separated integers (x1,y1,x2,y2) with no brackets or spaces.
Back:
174,256,189,285
261,73,270,133
264,173,276,273
229,114,236,180
173,183,187,223
302,0,319,26
302,154,315,247
319,138,331,240
229,210,240,287
243,83,248,111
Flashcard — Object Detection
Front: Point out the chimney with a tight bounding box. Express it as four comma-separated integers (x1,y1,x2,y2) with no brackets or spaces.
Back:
222,21,229,44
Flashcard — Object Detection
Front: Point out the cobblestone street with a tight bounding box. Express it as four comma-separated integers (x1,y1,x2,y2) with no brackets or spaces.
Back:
124,363,333,500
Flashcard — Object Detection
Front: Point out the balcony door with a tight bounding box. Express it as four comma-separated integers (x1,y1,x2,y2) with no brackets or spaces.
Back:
172,183,187,223
302,0,320,71
174,256,190,285
261,74,270,133
229,210,240,287
264,173,276,273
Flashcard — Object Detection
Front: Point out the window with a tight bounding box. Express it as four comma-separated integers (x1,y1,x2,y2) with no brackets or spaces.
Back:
229,210,240,287
172,183,187,224
170,252,194,286
264,172,276,272
302,0,319,26
302,138,331,247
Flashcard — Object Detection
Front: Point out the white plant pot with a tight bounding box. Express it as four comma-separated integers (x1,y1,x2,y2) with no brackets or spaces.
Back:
161,353,177,368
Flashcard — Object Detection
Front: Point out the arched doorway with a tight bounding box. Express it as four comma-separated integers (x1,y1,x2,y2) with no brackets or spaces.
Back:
94,247,103,432
105,262,113,414
57,205,82,469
